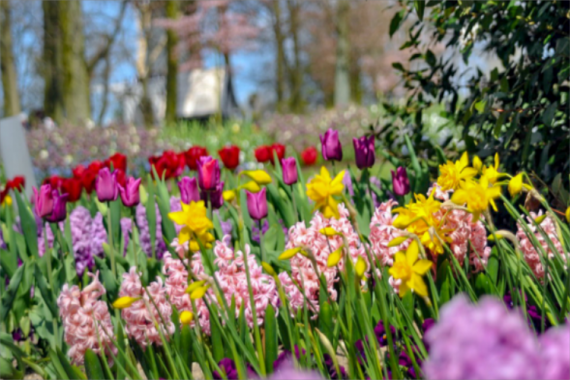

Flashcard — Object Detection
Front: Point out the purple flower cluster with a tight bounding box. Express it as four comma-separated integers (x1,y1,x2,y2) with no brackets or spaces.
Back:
423,294,570,380
135,202,167,259
68,207,107,276
251,219,288,245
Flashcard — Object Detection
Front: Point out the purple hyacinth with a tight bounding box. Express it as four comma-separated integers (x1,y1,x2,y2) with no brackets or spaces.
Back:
323,354,347,379
272,350,322,380
67,206,108,276
504,291,550,333
170,196,183,234
0,226,6,250
90,212,108,259
539,323,570,380
423,294,543,380
136,202,167,259
120,217,132,256
251,219,289,245
212,358,257,380
342,171,354,197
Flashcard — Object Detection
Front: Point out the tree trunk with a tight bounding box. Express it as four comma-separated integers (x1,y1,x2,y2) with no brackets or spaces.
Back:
164,0,179,125
334,0,350,107
0,0,20,117
42,1,64,123
349,51,362,104
136,4,154,128
60,0,91,124
287,0,303,113
272,0,286,112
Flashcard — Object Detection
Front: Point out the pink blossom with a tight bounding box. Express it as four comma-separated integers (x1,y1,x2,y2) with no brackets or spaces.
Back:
516,211,565,279
119,267,175,349
281,204,367,315
57,271,116,365
369,199,409,266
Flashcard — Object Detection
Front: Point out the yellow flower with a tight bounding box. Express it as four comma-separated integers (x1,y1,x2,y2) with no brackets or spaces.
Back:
1,195,12,207
239,181,261,193
112,296,141,309
419,226,452,255
278,247,303,260
168,201,214,249
261,262,276,276
319,227,341,236
388,236,409,247
185,280,207,294
243,170,272,185
481,153,505,184
566,207,570,223
388,240,433,298
190,284,210,300
223,190,236,202
326,247,344,267
508,173,524,197
180,310,194,325
355,256,367,278
437,152,478,191
306,167,345,219
393,192,442,236
451,177,501,222
473,156,483,172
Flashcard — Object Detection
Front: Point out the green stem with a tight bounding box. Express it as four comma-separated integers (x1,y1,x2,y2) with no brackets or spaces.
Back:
258,220,266,262
290,185,299,222
107,205,116,277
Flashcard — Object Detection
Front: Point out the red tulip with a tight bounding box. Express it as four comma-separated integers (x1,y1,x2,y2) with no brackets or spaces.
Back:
7,176,25,192
42,175,64,190
301,146,318,166
255,145,273,163
271,143,286,161
114,169,127,188
105,153,127,173
72,164,86,179
218,145,240,170
82,161,104,194
61,178,82,202
185,146,209,171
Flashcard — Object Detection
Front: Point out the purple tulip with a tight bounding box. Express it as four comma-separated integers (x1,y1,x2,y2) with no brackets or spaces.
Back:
353,135,376,169
391,166,410,196
319,128,343,161
201,181,224,209
118,177,141,207
178,177,200,204
246,187,267,220
95,167,118,202
46,190,68,223
197,156,220,191
33,185,54,218
281,157,298,185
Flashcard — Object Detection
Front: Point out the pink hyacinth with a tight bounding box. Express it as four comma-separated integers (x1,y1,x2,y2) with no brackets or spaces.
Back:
57,271,116,365
162,252,211,333
119,267,175,349
516,210,565,279
280,204,367,314
369,199,409,266
213,235,279,329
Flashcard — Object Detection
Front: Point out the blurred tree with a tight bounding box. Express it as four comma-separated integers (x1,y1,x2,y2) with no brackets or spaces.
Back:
164,0,180,125
0,0,21,117
334,0,350,107
286,0,303,112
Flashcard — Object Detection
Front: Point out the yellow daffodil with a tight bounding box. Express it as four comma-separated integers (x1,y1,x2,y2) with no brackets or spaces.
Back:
190,284,210,300
185,280,207,294
566,207,570,223
223,190,236,202
326,247,344,267
355,256,367,278
388,240,433,298
319,227,341,236
451,177,501,222
508,173,524,197
112,296,141,309
419,225,452,255
239,181,261,193
278,247,303,260
437,152,478,191
393,192,442,236
473,156,483,172
168,201,214,249
243,170,272,185
306,167,346,219
261,262,276,276
180,310,194,325
481,153,505,184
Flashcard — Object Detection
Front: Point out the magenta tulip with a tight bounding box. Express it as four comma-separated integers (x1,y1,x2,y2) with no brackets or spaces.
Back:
281,157,298,185
197,156,221,191
46,190,68,223
118,177,141,207
319,129,343,161
33,184,55,218
391,166,410,196
178,177,200,204
95,167,118,202
353,135,376,169
246,188,268,220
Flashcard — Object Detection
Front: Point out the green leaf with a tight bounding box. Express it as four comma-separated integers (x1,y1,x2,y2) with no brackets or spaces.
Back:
389,10,404,37
34,263,58,319
0,263,25,322
415,0,426,20
13,191,38,258
210,312,224,362
264,304,278,374
541,102,557,127
84,349,106,380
